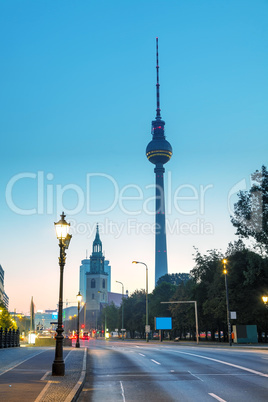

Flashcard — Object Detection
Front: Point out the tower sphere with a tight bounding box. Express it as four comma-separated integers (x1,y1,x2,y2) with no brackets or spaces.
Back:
146,137,172,165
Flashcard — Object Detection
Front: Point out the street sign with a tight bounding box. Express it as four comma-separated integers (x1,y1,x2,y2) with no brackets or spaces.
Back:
155,317,172,330
145,325,150,333
121,329,126,331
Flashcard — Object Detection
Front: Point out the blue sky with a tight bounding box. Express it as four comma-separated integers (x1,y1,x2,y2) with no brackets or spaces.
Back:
1,0,268,313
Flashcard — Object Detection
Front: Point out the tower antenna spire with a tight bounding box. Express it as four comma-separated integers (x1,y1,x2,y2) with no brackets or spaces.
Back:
156,37,161,119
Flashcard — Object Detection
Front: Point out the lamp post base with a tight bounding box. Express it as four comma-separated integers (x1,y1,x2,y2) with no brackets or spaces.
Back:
52,361,65,376
75,342,80,348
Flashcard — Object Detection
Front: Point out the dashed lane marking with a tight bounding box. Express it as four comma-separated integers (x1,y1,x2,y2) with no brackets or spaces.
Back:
151,359,161,365
209,393,226,402
120,381,126,402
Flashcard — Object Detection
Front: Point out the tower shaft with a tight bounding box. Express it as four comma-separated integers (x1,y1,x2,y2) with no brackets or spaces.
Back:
146,38,172,287
155,164,167,284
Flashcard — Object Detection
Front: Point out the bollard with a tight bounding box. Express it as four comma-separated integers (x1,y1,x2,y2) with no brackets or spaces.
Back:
12,329,15,347
8,329,12,348
4,328,8,348
16,329,20,347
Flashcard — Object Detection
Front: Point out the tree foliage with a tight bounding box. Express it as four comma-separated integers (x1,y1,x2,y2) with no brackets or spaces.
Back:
157,273,190,286
124,290,147,338
107,242,268,341
101,302,119,332
0,302,17,329
231,165,268,255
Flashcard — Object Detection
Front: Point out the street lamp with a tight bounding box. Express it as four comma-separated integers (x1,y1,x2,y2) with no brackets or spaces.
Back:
262,296,268,309
116,281,125,340
132,261,149,342
76,291,82,348
52,212,72,376
222,259,232,347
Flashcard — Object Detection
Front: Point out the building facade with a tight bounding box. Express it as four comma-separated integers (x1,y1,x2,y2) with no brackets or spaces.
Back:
0,265,9,309
79,225,109,330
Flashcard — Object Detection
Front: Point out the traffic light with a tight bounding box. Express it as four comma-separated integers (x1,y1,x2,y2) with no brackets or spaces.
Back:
81,324,85,329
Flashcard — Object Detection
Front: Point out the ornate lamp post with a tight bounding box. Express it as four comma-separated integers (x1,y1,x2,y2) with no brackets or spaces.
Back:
76,291,82,348
116,281,125,340
132,261,149,342
222,259,232,346
52,212,72,376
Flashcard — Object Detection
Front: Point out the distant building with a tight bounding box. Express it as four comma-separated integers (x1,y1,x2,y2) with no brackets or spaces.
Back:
78,225,128,331
0,264,9,309
35,309,58,330
108,291,128,308
79,258,90,302
85,225,108,329
79,239,111,303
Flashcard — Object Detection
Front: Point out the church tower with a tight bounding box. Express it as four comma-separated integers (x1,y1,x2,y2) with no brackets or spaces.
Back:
86,225,108,331
146,38,173,286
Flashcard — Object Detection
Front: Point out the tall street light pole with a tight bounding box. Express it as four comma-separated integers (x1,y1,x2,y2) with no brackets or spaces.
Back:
132,261,149,342
76,291,82,348
52,212,72,376
116,281,125,340
223,259,232,347
98,291,107,338
82,302,87,329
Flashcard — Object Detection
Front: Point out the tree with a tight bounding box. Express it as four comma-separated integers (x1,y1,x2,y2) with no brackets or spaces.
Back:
101,303,119,332
231,165,268,255
124,290,146,338
188,244,268,342
169,279,196,339
0,302,17,329
157,273,190,286
149,282,177,332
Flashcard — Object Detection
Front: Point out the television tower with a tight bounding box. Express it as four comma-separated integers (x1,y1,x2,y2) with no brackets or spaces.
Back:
146,38,173,286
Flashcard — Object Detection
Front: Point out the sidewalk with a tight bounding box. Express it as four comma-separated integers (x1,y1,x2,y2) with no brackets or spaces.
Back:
35,347,87,402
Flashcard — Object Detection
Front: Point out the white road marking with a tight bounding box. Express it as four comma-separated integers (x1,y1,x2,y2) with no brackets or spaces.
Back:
120,381,126,402
170,370,175,372
151,359,161,365
139,353,145,356
35,381,52,402
174,350,268,377
188,370,203,381
41,371,50,381
209,393,226,402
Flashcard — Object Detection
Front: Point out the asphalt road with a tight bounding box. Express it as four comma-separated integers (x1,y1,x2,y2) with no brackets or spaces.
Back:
78,340,268,402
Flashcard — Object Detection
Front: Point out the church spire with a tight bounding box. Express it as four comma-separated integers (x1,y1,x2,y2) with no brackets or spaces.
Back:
92,224,102,255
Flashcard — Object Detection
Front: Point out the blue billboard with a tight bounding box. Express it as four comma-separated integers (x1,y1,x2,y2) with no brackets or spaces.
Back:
155,317,172,330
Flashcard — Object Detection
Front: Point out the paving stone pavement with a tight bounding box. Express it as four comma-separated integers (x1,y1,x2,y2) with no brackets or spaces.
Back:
35,347,87,402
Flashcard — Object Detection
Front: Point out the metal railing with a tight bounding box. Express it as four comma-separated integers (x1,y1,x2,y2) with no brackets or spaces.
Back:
0,328,20,348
